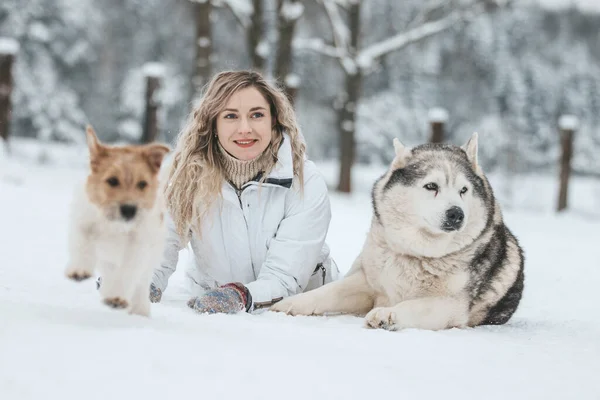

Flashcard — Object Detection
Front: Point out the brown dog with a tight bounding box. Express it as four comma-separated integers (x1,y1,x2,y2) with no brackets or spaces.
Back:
65,125,170,316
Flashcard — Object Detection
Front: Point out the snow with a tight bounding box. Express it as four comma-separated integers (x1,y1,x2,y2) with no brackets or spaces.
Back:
341,56,358,75
0,37,20,55
142,62,166,78
1,139,600,399
280,1,304,21
118,120,142,142
341,119,354,132
427,107,449,123
28,22,51,43
285,73,300,88
322,0,350,53
220,0,253,28
255,39,270,58
559,114,580,131
292,37,341,58
196,36,211,48
223,0,253,16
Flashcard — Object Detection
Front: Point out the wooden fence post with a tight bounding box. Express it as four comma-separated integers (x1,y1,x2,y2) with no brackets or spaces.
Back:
0,37,19,153
141,62,164,144
557,115,579,212
428,108,448,143
285,73,300,107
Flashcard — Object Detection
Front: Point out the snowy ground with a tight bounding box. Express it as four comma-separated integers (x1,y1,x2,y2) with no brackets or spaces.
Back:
1,139,599,400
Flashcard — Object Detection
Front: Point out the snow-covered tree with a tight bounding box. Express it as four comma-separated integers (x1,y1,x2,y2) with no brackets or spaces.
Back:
274,0,304,102
2,0,600,180
190,0,262,102
0,0,100,143
295,0,504,192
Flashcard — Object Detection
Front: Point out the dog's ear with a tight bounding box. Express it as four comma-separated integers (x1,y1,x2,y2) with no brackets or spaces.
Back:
391,138,411,169
461,132,479,170
86,125,101,156
86,125,108,172
143,144,171,173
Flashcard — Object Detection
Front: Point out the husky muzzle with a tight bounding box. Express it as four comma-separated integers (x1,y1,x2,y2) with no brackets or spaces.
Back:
442,206,464,231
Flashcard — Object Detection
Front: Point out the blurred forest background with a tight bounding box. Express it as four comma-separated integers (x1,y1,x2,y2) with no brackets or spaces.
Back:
1,0,599,193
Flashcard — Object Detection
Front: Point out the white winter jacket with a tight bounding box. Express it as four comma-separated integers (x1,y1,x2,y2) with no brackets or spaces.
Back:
152,134,337,309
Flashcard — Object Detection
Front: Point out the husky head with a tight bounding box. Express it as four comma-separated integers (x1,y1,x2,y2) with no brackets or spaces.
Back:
372,133,493,258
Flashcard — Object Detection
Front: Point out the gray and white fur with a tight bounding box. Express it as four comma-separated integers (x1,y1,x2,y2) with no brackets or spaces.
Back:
271,133,525,331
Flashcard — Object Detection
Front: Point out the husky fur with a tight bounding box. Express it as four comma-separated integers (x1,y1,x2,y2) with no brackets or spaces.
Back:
271,133,525,331
64,126,170,317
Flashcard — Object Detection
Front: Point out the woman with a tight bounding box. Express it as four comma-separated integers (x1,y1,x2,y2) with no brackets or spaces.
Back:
151,70,337,314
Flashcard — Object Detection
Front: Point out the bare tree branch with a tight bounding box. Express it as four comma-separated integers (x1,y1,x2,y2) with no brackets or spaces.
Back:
218,0,253,29
406,0,448,29
292,37,342,58
301,0,490,75
356,5,485,69
357,10,461,69
317,0,361,74
320,0,350,53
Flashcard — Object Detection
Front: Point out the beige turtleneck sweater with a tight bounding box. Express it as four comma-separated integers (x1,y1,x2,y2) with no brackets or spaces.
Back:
218,141,275,189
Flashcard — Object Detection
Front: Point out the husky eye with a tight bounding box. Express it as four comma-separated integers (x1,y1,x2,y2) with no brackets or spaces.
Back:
460,186,468,195
106,177,120,187
137,180,148,190
424,183,438,192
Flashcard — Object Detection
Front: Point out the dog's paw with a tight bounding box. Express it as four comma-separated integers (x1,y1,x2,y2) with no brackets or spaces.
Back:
269,295,319,316
103,297,129,309
66,269,92,282
365,307,398,331
129,302,151,317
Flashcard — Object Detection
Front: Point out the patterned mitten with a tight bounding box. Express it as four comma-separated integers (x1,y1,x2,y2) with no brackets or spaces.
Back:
187,283,251,314
149,283,162,303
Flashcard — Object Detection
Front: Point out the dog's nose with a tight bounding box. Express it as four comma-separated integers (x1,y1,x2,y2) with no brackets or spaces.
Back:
120,204,137,221
443,206,464,231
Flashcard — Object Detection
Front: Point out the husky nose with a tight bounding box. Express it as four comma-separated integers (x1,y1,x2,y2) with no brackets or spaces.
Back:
443,206,464,231
120,204,137,221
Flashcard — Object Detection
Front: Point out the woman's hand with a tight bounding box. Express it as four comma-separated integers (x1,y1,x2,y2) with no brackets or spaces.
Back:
187,283,251,314
149,283,162,303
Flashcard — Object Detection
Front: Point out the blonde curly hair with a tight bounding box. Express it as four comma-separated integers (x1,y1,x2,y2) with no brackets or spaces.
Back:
165,70,306,240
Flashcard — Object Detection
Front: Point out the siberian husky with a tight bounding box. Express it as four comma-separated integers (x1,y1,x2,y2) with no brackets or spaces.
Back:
271,133,525,331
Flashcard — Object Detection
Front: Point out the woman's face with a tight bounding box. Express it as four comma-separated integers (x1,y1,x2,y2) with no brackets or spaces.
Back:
215,86,273,161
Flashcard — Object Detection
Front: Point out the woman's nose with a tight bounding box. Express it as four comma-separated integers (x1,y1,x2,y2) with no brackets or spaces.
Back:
238,117,251,134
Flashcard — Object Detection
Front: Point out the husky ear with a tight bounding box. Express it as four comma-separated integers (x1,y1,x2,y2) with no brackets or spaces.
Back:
143,143,171,173
86,125,107,172
391,138,411,169
462,132,479,170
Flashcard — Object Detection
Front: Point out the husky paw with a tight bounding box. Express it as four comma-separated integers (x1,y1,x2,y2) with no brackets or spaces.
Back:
365,307,398,331
66,269,92,281
103,297,129,309
269,295,319,316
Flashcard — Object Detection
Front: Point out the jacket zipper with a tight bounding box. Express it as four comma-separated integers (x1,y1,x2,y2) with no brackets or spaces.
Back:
233,183,256,278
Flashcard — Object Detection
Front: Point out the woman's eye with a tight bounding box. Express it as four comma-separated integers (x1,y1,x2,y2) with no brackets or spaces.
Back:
251,112,264,118
224,113,237,119
424,182,438,191
460,187,468,195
